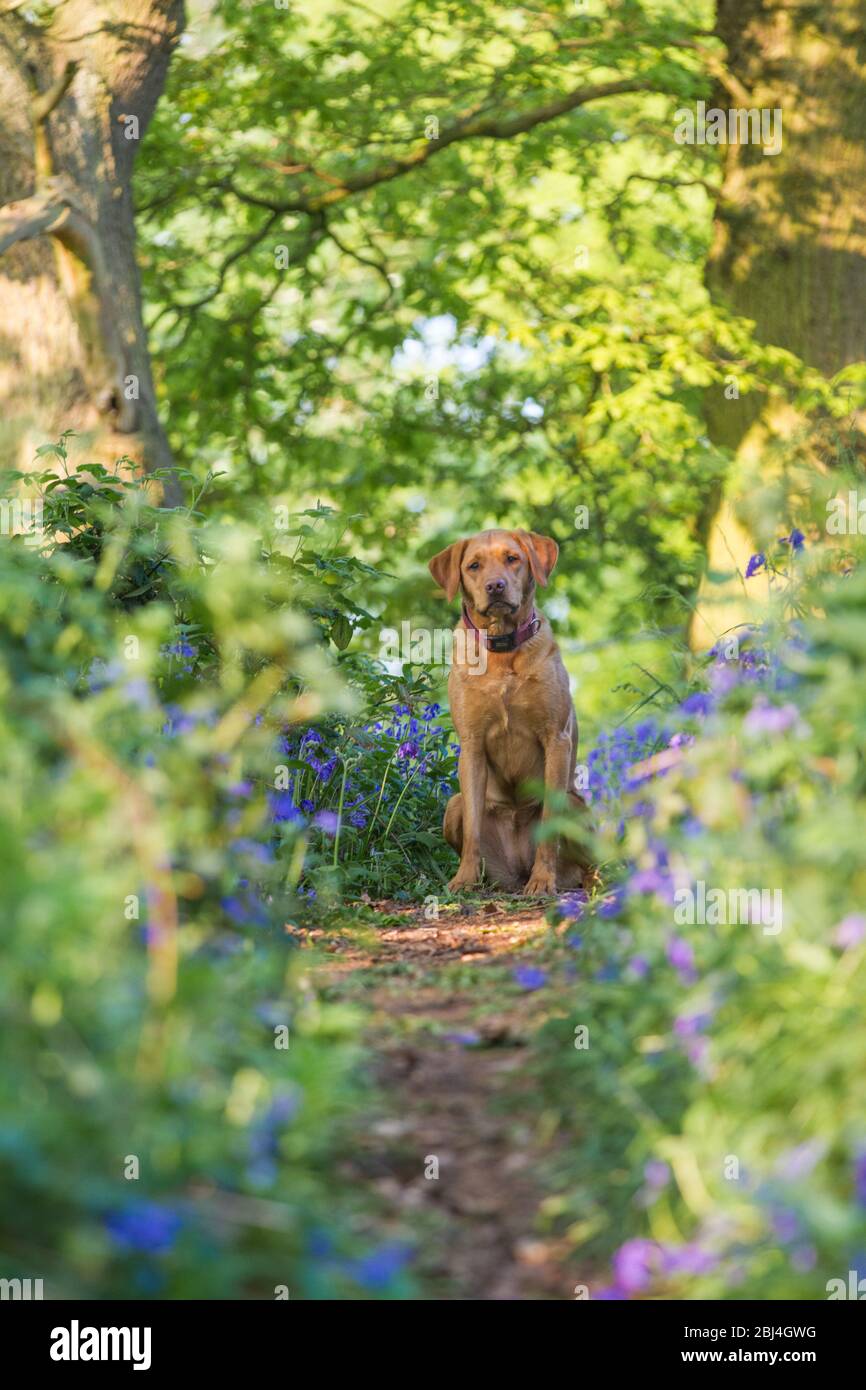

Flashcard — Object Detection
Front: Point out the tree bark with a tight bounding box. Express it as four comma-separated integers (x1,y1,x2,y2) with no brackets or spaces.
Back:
691,0,866,647
0,1,185,501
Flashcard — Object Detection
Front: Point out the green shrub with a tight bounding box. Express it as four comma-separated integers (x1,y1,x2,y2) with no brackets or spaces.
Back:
0,452,420,1297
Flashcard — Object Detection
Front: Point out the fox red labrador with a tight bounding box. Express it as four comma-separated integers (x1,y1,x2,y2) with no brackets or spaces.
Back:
429,528,592,895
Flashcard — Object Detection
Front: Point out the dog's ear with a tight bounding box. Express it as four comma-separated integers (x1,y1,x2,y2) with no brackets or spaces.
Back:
514,530,558,587
428,539,467,603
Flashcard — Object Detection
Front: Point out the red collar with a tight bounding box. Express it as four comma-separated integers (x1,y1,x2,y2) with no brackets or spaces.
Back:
462,604,541,653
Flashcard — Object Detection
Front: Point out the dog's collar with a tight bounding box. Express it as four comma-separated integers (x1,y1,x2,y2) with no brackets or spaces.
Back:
461,604,541,653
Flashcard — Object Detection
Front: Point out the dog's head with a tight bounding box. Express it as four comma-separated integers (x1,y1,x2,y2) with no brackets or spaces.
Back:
428,529,558,622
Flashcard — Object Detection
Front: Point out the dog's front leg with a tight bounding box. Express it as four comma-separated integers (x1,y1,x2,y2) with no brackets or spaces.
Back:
525,727,572,896
448,736,487,891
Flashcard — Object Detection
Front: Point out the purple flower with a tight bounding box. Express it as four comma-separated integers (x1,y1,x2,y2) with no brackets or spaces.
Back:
594,963,620,982
644,1160,670,1190
598,885,625,919
349,1242,413,1290
221,890,270,927
743,698,800,736
313,810,339,835
680,691,714,718
558,890,586,919
770,1207,800,1243
775,1138,827,1182
612,1238,658,1293
628,867,674,902
684,1036,711,1072
781,528,805,551
443,1029,481,1045
745,553,766,579
627,954,650,978
229,838,274,863
667,936,697,984
105,1202,182,1254
673,1010,711,1037
269,791,303,824
660,1243,718,1277
397,740,419,760
513,965,547,991
833,914,866,950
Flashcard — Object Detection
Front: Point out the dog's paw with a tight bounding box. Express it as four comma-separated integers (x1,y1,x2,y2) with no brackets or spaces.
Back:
448,868,479,893
524,866,557,897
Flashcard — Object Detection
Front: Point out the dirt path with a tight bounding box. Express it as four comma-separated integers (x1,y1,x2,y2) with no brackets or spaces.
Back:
308,900,579,1300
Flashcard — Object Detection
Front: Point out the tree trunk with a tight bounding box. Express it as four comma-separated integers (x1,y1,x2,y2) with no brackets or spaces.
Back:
691,0,866,648
0,1,184,502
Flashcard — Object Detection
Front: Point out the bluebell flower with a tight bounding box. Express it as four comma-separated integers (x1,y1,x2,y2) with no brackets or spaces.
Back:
558,891,586,919
348,1242,413,1290
743,698,800,736
667,936,697,983
594,963,620,982
612,1238,658,1294
598,885,625,919
745,553,765,579
269,791,303,823
105,1202,182,1254
221,890,270,927
230,838,274,863
513,965,547,990
680,691,714,718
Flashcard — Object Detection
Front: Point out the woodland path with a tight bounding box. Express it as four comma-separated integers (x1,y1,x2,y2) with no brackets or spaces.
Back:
304,899,584,1300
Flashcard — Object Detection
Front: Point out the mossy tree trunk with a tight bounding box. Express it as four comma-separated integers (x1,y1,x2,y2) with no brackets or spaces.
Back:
0,1,184,501
692,0,866,647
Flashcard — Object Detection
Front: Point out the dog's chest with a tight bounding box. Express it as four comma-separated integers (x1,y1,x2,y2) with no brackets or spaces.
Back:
469,670,545,774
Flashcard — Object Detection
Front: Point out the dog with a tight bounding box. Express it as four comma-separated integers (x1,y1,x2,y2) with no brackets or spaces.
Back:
429,528,592,896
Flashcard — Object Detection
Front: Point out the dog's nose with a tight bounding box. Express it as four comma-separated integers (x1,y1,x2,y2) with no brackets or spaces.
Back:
485,577,506,595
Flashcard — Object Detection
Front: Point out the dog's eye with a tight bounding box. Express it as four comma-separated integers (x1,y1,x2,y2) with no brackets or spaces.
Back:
506,554,519,564
466,561,480,571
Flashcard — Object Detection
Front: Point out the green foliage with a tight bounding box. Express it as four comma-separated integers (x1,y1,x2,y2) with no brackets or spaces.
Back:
136,0,801,641
0,457,424,1297
528,536,866,1299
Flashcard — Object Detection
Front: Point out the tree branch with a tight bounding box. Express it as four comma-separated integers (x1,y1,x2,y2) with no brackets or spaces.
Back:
226,77,656,215
0,185,73,255
31,59,78,123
